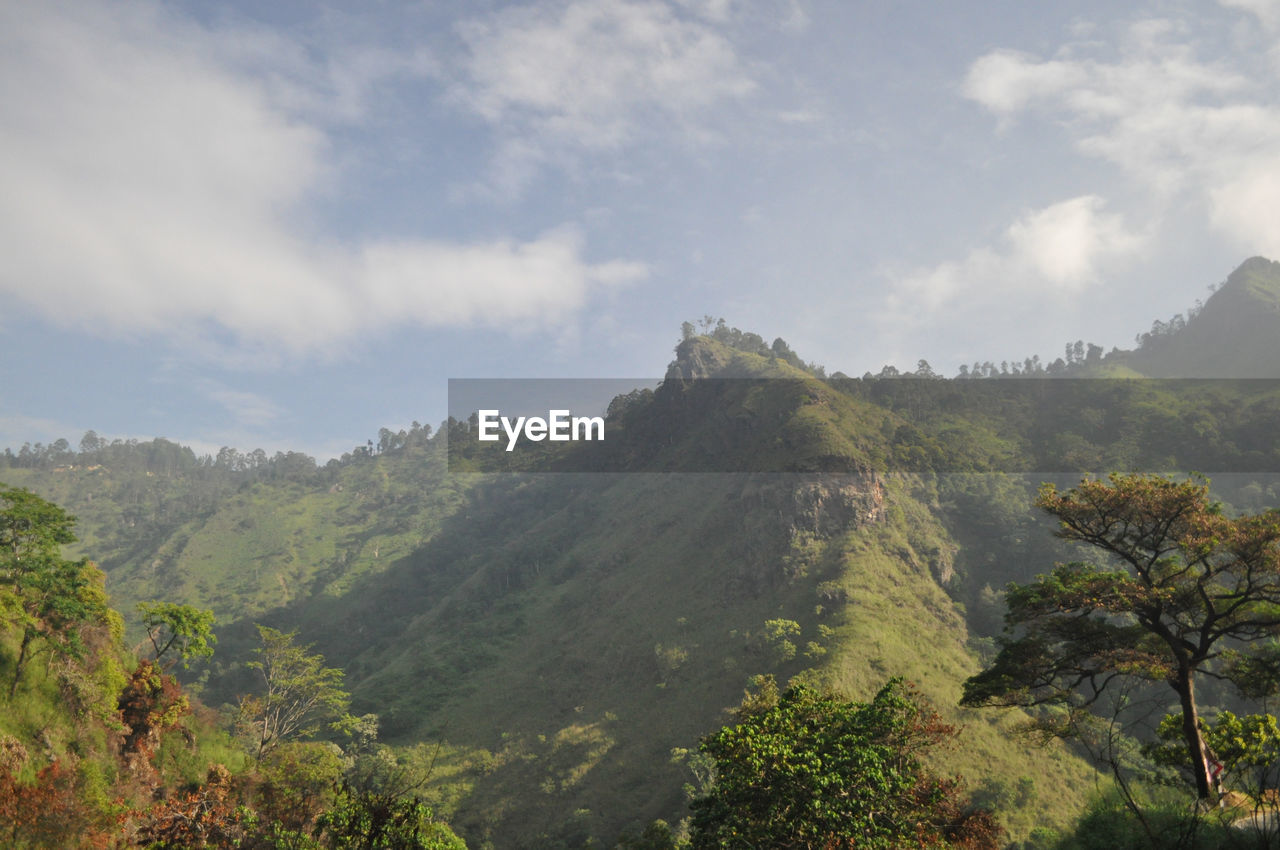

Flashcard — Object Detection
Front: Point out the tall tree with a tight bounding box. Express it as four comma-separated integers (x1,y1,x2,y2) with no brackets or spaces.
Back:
962,473,1280,801
0,485,112,698
238,626,355,761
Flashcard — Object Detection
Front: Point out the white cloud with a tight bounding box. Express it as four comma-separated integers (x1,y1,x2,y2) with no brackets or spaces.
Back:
198,381,285,428
963,15,1280,254
962,50,1087,116
0,1,642,359
1006,196,1142,285
358,228,646,329
1219,0,1280,29
894,196,1143,312
452,0,754,187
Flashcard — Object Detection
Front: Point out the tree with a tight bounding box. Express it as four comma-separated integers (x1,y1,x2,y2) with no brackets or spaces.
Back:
0,484,76,566
0,485,112,698
316,781,467,850
137,601,216,669
689,677,1000,849
962,473,1280,801
78,430,102,455
1144,709,1280,802
239,626,355,761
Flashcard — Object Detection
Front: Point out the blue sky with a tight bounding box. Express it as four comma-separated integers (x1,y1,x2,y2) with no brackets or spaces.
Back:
3,0,1279,460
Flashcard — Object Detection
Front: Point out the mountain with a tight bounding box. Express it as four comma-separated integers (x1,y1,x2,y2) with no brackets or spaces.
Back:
1113,256,1280,377
1,338,1102,847
272,348,1098,845
8,257,1280,846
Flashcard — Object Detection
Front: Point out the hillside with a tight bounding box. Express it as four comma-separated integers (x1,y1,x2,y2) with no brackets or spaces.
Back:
1113,256,1280,377
8,258,1280,846
3,337,1104,847
0,429,471,625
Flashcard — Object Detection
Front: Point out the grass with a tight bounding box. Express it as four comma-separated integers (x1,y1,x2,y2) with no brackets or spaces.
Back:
0,344,1109,847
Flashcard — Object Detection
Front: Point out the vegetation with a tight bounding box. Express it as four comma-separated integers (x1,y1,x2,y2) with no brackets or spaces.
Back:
138,600,216,668
239,625,357,761
0,484,468,848
4,258,1280,846
963,474,1280,801
689,677,1001,848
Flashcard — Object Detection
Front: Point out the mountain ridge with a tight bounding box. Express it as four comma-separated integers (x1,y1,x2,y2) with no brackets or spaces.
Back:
6,257,1280,846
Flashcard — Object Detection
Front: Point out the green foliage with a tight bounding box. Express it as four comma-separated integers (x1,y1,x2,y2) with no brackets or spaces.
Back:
688,678,1001,849
0,486,470,848
0,485,116,700
615,819,680,849
316,782,467,849
256,741,345,836
963,473,1280,800
760,618,801,665
240,626,356,760
0,483,77,557
1052,788,1238,850
1144,710,1280,800
137,600,215,669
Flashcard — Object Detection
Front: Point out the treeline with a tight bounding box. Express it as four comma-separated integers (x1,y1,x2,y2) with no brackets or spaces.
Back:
692,315,1120,381
1,421,443,478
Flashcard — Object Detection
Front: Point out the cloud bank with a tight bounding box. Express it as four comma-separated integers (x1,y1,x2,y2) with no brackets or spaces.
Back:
895,196,1142,312
962,13,1280,255
0,1,644,359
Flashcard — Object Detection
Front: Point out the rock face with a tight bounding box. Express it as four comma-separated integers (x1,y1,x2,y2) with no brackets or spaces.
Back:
787,476,886,538
721,474,886,597
665,337,735,382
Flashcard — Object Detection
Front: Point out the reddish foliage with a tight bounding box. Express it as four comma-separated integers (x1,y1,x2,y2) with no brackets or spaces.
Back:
909,775,1005,850
117,660,189,766
134,764,252,849
0,737,115,849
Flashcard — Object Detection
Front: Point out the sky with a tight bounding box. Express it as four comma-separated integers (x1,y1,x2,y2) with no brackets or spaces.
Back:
3,0,1280,460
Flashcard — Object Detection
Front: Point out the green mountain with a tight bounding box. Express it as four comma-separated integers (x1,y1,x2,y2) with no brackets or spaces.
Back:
8,257,1280,847
276,349,1097,845
1114,256,1280,377
1,339,1100,847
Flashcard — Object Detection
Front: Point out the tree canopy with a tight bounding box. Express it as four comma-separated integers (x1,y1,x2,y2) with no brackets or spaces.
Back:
962,473,1280,800
689,677,1000,849
0,484,115,699
239,625,355,761
137,601,216,669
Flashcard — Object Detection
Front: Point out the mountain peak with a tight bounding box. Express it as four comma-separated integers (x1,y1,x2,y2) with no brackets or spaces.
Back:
1221,255,1280,306
1115,256,1280,377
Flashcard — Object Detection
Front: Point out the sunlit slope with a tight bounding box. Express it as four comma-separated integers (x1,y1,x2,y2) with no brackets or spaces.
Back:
1116,256,1280,377
272,341,1097,847
1,436,472,625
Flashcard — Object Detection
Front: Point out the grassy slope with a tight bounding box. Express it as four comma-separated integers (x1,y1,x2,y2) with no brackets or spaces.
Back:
1,437,471,629
248,342,1101,847
2,338,1104,847
308,469,1097,847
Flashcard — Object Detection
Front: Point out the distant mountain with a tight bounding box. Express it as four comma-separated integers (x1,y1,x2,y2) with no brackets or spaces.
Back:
1113,256,1280,377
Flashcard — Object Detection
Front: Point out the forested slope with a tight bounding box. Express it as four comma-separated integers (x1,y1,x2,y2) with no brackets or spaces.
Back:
7,257,1280,846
